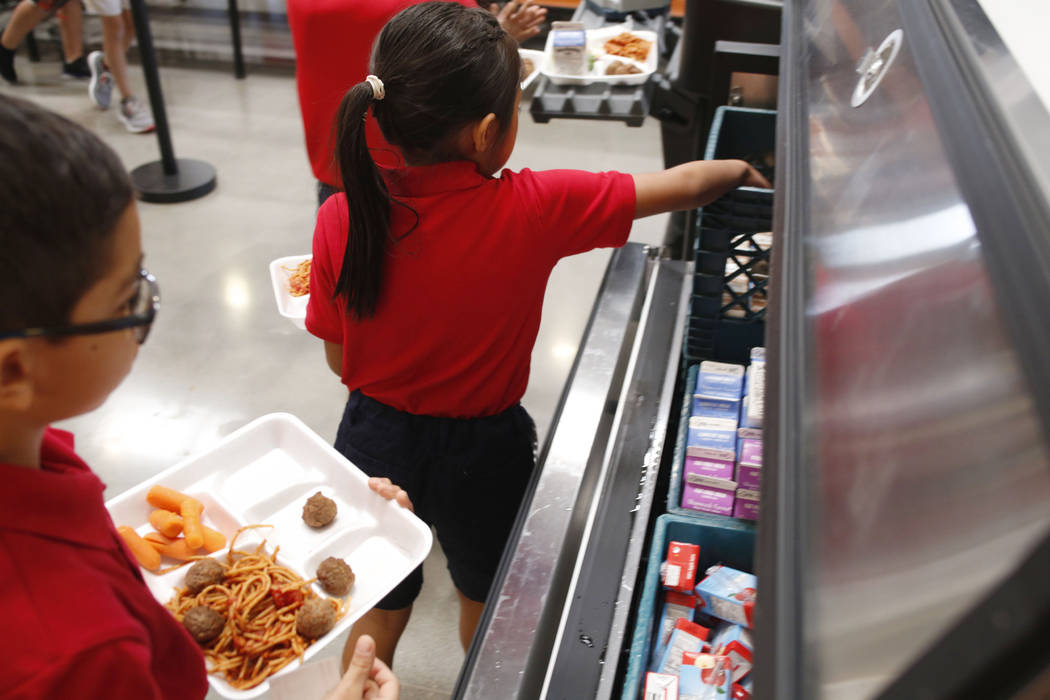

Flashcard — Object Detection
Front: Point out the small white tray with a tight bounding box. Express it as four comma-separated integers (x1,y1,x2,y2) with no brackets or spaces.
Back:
520,48,544,90
541,26,658,86
269,254,311,330
105,413,433,699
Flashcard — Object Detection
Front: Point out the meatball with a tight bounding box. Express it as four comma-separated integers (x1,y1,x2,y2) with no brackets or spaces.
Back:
302,492,337,528
316,557,355,597
182,605,225,644
295,598,336,639
185,558,225,594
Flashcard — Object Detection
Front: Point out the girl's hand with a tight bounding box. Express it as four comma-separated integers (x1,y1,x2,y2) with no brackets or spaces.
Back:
368,477,413,512
491,0,547,42
326,635,400,700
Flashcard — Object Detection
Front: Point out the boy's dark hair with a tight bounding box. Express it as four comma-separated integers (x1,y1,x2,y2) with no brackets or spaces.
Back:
0,95,133,334
334,2,520,320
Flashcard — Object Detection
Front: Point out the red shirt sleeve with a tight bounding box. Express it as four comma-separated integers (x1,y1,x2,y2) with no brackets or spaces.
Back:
305,195,346,344
25,640,167,700
511,168,636,261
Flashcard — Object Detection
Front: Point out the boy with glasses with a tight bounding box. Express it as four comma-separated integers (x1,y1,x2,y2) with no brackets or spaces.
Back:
0,95,401,699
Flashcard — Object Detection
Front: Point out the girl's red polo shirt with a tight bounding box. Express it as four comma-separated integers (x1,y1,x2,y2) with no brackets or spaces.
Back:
0,429,208,699
286,0,475,186
306,161,636,418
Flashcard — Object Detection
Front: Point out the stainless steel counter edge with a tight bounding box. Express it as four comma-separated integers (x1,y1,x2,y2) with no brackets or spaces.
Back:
459,243,650,700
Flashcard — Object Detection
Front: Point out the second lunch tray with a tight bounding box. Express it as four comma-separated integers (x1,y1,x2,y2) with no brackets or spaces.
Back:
529,4,669,127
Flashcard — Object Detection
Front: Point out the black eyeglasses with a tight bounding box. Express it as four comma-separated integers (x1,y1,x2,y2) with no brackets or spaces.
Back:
0,269,160,345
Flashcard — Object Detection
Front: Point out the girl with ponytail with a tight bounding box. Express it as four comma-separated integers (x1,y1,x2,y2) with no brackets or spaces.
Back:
305,1,770,673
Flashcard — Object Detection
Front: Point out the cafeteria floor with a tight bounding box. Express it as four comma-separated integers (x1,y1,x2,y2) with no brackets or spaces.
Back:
3,48,667,700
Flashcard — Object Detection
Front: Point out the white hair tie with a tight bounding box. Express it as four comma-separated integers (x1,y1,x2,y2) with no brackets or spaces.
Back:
365,75,385,101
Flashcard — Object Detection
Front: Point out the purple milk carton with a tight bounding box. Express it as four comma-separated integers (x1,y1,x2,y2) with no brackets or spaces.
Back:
732,495,760,521
685,455,735,482
736,439,762,490
682,482,736,516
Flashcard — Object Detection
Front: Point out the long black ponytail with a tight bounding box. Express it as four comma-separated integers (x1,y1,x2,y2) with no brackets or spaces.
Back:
332,2,521,320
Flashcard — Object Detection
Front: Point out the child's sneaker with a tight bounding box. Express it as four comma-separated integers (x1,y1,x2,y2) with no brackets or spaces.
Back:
62,55,91,80
118,96,154,133
0,43,16,85
87,51,112,109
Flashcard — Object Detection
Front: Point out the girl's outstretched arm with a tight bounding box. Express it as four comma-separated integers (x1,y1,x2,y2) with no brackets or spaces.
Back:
632,159,771,219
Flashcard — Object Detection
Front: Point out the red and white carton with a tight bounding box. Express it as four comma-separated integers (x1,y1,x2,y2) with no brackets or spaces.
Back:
662,541,700,593
644,672,679,700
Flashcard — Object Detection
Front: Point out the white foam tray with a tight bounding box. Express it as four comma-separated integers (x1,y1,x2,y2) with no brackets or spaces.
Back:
540,26,658,86
269,254,311,330
520,48,544,90
105,413,433,699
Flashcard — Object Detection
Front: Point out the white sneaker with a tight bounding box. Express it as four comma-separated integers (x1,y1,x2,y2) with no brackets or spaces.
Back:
87,51,113,110
118,96,155,133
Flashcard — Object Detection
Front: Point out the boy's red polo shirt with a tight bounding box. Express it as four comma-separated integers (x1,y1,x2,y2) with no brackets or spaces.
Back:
306,162,636,417
286,0,475,186
0,429,207,700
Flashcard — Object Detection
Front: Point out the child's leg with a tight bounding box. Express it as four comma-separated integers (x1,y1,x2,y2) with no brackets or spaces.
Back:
457,590,485,650
99,13,132,99
1,0,49,50
342,606,413,671
120,8,133,52
56,0,83,62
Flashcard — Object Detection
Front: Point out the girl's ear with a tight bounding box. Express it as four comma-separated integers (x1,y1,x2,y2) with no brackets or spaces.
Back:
470,112,500,155
0,340,34,412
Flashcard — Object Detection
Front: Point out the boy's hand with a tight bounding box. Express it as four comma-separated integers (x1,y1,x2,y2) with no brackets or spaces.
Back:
492,0,547,42
326,635,399,700
368,477,413,512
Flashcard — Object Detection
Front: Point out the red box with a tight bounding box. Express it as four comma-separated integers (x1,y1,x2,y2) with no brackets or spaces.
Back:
663,541,700,593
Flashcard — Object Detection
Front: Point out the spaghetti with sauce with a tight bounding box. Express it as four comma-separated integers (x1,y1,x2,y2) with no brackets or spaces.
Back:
284,259,311,297
164,525,344,690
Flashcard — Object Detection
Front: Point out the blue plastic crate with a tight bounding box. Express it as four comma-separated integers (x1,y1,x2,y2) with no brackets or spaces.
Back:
667,365,758,523
620,513,756,700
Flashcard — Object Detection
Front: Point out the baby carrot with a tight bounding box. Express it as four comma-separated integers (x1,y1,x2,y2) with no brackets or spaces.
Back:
117,526,162,571
146,485,199,513
148,509,184,538
144,531,175,550
202,526,226,553
148,536,201,561
181,498,204,550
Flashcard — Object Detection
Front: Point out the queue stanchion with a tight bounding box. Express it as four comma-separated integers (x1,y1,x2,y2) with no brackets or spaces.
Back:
127,0,217,203
228,0,245,79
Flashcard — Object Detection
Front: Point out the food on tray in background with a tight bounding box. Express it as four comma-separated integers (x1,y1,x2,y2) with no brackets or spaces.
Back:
603,32,653,62
550,21,587,75
185,557,226,594
521,56,534,78
302,491,337,528
316,556,355,596
605,60,642,76
284,258,311,297
296,598,338,639
117,525,162,570
165,526,345,690
183,605,226,644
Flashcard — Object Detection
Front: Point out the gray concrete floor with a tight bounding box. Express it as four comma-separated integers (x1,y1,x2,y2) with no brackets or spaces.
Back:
4,56,666,699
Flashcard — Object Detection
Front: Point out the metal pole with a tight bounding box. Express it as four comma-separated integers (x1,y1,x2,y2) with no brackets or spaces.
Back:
127,0,176,174
228,0,245,79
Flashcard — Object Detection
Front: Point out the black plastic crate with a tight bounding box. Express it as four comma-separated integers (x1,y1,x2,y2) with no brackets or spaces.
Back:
684,107,775,366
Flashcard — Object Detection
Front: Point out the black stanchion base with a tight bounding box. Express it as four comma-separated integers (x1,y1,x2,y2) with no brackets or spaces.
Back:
131,158,217,203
